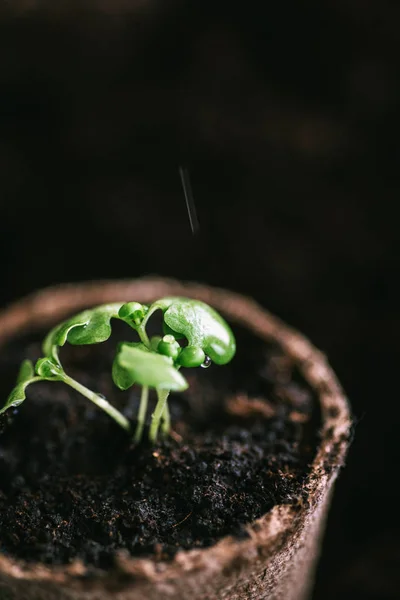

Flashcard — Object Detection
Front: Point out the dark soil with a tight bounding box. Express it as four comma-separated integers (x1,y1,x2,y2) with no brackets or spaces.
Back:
0,320,320,569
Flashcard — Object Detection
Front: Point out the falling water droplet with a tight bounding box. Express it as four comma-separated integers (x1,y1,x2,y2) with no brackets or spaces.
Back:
201,355,212,368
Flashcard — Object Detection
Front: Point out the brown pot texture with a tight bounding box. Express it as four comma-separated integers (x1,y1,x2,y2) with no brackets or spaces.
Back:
0,277,351,600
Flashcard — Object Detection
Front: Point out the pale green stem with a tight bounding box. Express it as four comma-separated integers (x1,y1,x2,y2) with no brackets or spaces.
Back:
137,304,161,348
52,346,61,364
159,363,182,437
161,401,171,436
137,326,150,348
134,385,149,443
140,304,159,330
63,374,131,432
149,388,170,442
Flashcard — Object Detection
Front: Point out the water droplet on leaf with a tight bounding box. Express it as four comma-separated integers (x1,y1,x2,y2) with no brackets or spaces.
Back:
201,355,212,368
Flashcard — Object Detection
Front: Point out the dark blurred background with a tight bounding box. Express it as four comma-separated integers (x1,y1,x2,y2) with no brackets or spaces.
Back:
1,2,399,598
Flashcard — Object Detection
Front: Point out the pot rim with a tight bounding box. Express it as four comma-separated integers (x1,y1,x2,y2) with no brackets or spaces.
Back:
0,277,352,590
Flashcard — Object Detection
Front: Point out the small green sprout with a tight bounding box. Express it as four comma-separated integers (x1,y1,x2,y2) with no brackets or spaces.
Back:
0,298,236,443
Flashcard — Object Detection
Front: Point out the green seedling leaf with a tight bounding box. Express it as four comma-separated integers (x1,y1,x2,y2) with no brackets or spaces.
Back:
0,355,68,416
113,342,188,391
35,357,64,379
112,342,149,390
118,302,148,326
0,379,38,414
16,359,35,383
43,303,124,359
0,360,40,415
66,304,123,344
159,297,236,365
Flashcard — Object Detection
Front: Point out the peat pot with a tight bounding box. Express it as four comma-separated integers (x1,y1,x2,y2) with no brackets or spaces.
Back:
0,278,351,600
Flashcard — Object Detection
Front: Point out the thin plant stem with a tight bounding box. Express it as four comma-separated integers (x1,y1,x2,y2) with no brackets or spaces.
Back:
149,388,170,442
137,325,150,348
134,385,149,443
63,374,131,432
161,401,171,436
138,303,161,347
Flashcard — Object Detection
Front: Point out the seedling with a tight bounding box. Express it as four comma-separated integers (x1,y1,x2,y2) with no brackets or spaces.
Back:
0,297,236,443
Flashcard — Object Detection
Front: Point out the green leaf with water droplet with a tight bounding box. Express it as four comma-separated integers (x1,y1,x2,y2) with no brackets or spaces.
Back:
113,342,188,391
158,297,236,365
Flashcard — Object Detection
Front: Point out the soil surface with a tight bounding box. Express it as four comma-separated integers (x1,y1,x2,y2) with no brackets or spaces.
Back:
0,320,320,569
